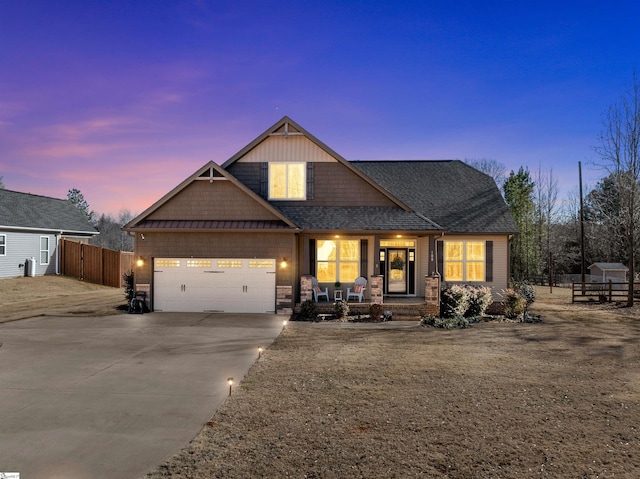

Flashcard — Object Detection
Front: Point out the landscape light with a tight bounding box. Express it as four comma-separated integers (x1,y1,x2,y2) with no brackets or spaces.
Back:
227,377,234,396
258,346,263,359
282,319,288,330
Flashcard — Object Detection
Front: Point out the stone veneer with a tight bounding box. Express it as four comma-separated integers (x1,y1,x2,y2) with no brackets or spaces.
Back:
424,274,440,316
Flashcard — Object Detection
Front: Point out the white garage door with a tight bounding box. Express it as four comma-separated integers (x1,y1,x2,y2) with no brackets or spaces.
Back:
153,258,276,313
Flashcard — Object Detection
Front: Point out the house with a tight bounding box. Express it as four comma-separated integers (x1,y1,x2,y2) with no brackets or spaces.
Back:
588,263,628,283
0,189,98,278
124,117,517,314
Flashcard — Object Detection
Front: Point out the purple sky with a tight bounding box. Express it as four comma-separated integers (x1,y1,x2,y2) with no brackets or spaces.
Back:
1,1,639,216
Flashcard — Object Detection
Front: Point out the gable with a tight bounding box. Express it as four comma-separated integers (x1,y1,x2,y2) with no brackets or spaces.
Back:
125,161,298,231
237,135,337,164
147,179,282,222
224,117,405,209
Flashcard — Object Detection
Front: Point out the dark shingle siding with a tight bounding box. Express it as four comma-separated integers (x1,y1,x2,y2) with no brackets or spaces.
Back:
351,160,517,233
0,189,97,233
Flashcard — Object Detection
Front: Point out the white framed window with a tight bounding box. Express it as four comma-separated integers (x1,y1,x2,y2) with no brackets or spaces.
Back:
444,241,485,282
0,234,5,255
40,236,50,265
269,162,306,200
317,239,359,283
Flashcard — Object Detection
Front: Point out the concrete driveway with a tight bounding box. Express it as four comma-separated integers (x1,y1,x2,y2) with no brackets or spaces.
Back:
0,312,284,479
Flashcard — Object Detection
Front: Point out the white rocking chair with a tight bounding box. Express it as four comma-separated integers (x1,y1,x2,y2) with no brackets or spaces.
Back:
312,276,329,302
346,277,367,302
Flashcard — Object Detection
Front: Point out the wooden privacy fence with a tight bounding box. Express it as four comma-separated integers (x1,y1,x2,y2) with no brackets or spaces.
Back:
60,238,133,288
572,281,640,303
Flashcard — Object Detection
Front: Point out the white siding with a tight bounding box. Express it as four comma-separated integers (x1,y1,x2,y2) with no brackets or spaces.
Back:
238,136,337,163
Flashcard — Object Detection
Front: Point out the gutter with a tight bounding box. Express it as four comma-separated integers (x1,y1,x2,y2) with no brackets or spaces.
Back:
0,224,98,235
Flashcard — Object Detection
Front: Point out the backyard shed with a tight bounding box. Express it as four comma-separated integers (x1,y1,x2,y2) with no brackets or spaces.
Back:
588,263,628,283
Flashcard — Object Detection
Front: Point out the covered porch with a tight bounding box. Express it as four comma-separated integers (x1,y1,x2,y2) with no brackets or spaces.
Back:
298,274,441,319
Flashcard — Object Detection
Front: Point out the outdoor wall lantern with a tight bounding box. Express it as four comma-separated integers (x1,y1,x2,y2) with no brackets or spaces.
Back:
136,258,144,267
280,257,288,269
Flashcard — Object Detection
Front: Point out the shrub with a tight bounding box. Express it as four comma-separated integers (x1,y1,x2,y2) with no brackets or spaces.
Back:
333,300,349,318
502,288,526,319
465,285,493,317
421,315,470,329
440,284,470,318
122,270,134,307
299,299,318,321
369,303,384,321
513,280,536,307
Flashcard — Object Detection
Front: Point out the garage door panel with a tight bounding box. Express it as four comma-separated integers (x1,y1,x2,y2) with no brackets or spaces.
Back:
153,258,276,313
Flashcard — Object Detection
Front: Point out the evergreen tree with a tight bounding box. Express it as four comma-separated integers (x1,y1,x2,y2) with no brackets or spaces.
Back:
67,188,94,223
504,167,536,280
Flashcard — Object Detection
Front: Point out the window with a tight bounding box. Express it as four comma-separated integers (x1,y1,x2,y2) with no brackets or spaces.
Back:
40,236,50,265
317,239,359,283
0,234,5,255
444,241,485,281
269,162,306,199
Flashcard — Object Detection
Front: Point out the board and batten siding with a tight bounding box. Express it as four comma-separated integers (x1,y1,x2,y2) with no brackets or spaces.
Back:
0,231,57,278
237,135,337,164
437,235,510,293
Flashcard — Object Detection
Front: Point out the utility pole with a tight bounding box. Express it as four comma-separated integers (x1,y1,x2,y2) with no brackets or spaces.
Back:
579,161,586,294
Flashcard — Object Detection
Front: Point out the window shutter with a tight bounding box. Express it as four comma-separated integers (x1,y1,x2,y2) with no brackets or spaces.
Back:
486,241,493,282
306,162,314,200
260,162,268,198
310,239,316,277
436,240,444,280
360,240,368,277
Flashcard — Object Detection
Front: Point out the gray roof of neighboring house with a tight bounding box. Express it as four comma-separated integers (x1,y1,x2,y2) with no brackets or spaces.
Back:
0,189,98,234
351,160,518,234
276,206,441,231
589,263,628,271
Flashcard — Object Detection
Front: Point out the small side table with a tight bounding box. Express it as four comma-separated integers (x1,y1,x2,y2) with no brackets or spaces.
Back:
334,289,343,301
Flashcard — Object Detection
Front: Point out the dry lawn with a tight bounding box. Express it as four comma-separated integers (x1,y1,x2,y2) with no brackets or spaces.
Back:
0,275,125,322
2,278,640,478
145,287,640,479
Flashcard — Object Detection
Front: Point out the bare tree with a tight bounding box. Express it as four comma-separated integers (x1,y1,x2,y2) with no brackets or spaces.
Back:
593,71,640,306
464,158,506,190
534,165,559,282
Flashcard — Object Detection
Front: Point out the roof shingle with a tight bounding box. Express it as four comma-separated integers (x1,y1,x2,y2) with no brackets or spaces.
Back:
0,189,97,234
351,160,518,233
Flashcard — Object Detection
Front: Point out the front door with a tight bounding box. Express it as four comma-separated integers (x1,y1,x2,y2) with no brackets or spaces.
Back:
387,249,407,293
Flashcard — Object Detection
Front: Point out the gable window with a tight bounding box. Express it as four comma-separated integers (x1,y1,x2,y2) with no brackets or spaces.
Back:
317,239,359,283
40,236,50,265
444,241,485,281
0,234,5,255
269,162,306,200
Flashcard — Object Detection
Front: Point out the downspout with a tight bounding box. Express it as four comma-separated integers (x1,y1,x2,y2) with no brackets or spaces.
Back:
433,232,445,276
56,232,63,275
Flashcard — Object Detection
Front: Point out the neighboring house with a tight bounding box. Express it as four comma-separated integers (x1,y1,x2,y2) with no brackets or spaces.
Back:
0,189,98,279
588,263,628,283
124,116,517,314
